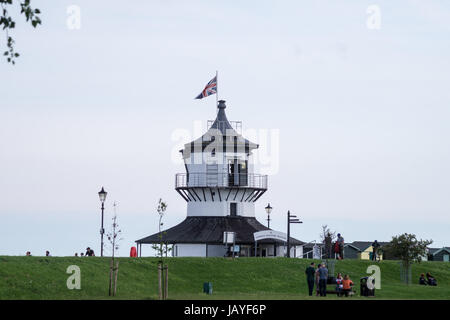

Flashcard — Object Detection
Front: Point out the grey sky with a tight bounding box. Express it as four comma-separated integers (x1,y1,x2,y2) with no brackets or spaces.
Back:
0,0,449,256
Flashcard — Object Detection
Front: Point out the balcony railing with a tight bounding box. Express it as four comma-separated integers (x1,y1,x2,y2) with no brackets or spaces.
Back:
175,173,268,190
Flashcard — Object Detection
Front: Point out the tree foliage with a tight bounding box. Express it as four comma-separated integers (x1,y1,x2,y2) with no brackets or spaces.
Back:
384,233,432,267
320,225,336,259
1,0,41,64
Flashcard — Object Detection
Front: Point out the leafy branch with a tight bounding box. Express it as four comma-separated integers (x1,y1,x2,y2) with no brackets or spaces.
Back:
0,0,41,64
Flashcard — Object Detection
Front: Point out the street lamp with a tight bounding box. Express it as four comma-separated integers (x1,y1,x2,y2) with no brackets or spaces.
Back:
98,187,107,257
265,203,273,228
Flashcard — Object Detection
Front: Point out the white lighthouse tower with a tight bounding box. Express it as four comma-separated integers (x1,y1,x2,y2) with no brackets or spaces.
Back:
175,100,267,218
136,100,303,257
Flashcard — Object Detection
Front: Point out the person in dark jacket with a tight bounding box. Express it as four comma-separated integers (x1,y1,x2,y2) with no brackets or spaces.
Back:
426,272,437,286
371,240,380,261
419,273,427,285
85,247,95,256
337,234,344,260
305,262,316,296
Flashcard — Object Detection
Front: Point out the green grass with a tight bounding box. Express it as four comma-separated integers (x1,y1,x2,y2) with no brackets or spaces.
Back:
0,256,449,300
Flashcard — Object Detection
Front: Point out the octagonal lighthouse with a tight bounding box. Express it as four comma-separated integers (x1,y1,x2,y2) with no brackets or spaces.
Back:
176,100,267,217
136,100,303,257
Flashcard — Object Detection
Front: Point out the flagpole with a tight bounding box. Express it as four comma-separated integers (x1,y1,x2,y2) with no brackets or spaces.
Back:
216,70,219,114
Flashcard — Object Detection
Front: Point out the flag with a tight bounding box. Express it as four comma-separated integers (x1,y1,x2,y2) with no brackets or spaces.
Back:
195,76,217,99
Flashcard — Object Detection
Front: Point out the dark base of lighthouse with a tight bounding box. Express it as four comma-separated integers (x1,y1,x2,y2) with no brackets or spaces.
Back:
136,216,303,257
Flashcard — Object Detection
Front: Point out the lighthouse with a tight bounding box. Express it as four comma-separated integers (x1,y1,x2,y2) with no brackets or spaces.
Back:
136,100,303,257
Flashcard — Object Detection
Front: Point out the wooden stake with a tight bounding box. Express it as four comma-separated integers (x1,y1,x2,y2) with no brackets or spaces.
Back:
164,265,168,299
114,261,119,296
109,259,113,296
158,264,162,300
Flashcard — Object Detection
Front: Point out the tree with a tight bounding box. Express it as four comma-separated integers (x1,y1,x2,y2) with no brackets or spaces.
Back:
106,202,123,296
320,225,336,259
151,198,169,260
384,233,432,284
1,0,41,64
151,198,169,300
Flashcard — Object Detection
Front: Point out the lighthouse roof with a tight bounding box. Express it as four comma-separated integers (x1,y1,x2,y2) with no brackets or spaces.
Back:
182,100,258,157
135,216,304,245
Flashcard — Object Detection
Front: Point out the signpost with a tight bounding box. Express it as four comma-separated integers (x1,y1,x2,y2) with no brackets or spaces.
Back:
287,211,302,258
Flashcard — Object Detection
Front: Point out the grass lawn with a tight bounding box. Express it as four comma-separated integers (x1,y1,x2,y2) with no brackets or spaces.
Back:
0,256,449,300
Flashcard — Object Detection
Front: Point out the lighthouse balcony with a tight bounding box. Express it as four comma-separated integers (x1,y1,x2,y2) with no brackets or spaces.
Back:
175,173,268,190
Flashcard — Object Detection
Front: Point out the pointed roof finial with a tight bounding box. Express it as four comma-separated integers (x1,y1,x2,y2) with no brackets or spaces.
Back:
218,100,226,109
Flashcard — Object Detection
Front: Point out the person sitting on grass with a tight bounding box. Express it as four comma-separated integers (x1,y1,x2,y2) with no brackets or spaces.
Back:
336,273,343,296
419,273,427,285
341,274,354,297
426,272,437,286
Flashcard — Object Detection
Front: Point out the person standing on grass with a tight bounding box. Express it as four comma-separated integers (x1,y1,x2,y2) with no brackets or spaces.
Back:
315,264,322,296
318,263,328,297
337,233,345,260
371,240,380,261
305,262,316,296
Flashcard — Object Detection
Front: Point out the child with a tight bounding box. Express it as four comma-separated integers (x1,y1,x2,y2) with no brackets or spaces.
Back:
336,273,343,296
342,274,353,297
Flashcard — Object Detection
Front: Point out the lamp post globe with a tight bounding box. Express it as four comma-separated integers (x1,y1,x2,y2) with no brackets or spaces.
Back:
98,187,107,203
98,187,107,257
265,203,273,228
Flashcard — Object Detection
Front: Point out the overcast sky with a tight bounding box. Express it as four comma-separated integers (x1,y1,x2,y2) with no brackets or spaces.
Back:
1,0,449,256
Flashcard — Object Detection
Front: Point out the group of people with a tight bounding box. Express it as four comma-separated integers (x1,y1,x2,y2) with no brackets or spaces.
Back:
419,272,437,286
305,262,354,297
74,247,95,257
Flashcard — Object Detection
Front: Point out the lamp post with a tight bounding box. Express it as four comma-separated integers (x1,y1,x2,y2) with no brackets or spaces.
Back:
287,211,302,258
98,187,107,257
265,203,273,228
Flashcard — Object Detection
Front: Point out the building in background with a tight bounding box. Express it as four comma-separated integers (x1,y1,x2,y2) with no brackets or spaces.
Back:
428,247,450,262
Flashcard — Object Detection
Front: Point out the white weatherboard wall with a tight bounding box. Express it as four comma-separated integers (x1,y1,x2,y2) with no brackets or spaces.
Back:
187,197,255,217
174,244,206,257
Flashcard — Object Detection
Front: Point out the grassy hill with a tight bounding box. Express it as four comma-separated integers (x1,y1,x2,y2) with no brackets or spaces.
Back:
0,256,449,300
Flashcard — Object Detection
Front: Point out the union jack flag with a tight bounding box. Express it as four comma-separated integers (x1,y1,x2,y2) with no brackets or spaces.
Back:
195,76,217,99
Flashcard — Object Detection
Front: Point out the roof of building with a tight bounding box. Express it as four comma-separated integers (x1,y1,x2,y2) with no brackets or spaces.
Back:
136,216,303,245
344,243,362,251
350,241,389,251
182,100,258,157
430,247,450,256
428,248,440,255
